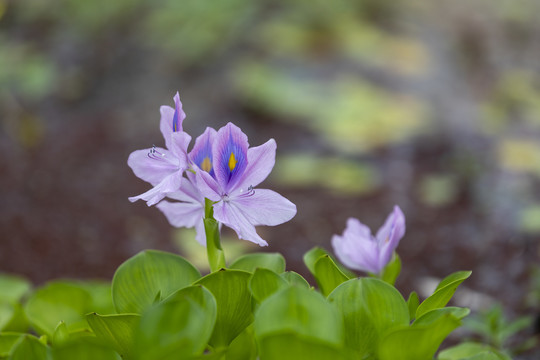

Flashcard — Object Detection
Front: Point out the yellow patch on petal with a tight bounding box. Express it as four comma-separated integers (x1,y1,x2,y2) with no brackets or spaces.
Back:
228,152,237,171
201,157,212,172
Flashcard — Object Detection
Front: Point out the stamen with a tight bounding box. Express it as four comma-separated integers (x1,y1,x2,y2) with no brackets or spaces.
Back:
238,185,255,198
147,145,167,161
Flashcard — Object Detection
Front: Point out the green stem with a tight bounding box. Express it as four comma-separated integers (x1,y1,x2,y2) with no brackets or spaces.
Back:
204,198,226,272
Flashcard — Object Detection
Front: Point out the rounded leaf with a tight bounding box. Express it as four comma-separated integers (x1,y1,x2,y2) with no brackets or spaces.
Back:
112,250,201,313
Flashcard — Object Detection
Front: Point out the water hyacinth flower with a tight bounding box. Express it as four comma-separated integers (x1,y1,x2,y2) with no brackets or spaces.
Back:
128,92,192,206
194,122,297,246
332,206,405,274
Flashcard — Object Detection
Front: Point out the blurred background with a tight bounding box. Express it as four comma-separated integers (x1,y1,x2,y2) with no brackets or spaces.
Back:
1,0,540,356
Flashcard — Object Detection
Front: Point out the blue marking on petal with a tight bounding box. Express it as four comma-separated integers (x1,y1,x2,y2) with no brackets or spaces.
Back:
172,110,180,132
219,134,247,184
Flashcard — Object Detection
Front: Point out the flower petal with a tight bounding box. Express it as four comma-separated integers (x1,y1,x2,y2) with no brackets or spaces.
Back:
212,201,268,246
169,131,191,167
212,123,249,193
127,148,178,186
156,200,202,229
231,139,276,193
172,92,186,133
159,105,175,150
376,205,406,268
194,169,222,202
189,127,217,176
229,189,296,226
128,171,182,206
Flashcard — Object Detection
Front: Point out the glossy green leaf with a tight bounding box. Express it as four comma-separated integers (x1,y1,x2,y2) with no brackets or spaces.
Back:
407,291,419,321
0,301,28,332
52,322,69,347
51,341,120,360
0,333,24,358
258,332,345,360
379,308,465,360
78,281,115,315
255,286,343,346
230,253,286,274
24,282,92,337
280,271,310,288
380,253,401,286
194,269,252,348
0,274,31,303
225,325,257,360
303,247,328,275
438,342,509,360
249,268,288,303
416,271,472,319
87,313,139,358
8,335,49,360
314,255,349,297
327,278,409,358
134,291,216,360
112,250,201,314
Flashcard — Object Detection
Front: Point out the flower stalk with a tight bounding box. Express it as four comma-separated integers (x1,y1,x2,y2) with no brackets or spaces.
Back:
204,198,226,272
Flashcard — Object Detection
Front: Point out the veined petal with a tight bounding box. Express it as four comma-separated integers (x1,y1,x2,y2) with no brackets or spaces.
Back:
127,148,178,186
159,106,175,150
194,169,222,202
376,205,405,268
128,171,182,206
172,92,186,133
232,139,276,193
156,200,202,229
166,177,203,204
213,123,248,193
213,201,268,246
228,189,296,226
189,127,217,177
169,131,191,167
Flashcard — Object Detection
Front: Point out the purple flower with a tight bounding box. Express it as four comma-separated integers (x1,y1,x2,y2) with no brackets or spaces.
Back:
128,92,191,206
155,127,217,245
194,122,297,246
332,206,405,274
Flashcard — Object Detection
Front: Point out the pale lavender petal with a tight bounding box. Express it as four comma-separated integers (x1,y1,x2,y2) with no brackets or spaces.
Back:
194,169,222,202
159,105,175,150
172,92,186,133
343,217,372,242
212,123,249,193
189,127,217,176
128,171,182,206
169,131,191,167
377,206,406,268
127,148,178,186
194,218,206,246
228,189,296,226
231,139,276,193
156,200,202,229
166,177,203,204
213,201,268,246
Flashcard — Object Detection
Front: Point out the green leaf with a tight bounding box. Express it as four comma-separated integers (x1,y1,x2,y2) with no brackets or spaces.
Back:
134,294,215,360
327,278,409,358
438,342,510,360
0,274,31,303
24,282,92,337
8,335,49,360
51,341,120,360
416,271,472,319
52,321,69,347
303,247,355,279
254,286,343,347
112,250,201,313
257,332,345,360
0,301,28,332
303,247,328,275
230,253,286,274
225,325,257,360
407,291,419,321
280,271,310,288
78,281,115,315
313,255,349,297
0,333,24,358
379,308,465,360
380,253,401,286
86,313,140,359
194,269,253,348
249,268,289,303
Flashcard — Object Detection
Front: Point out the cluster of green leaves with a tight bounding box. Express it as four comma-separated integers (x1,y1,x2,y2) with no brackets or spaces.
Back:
0,247,477,360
